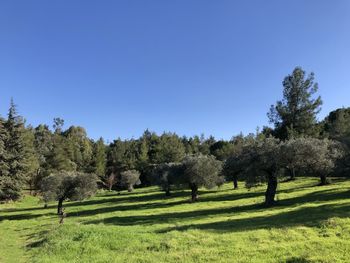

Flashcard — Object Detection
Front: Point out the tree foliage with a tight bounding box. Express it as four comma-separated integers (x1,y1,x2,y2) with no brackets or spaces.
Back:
40,171,97,214
120,170,141,192
268,67,322,139
183,155,224,202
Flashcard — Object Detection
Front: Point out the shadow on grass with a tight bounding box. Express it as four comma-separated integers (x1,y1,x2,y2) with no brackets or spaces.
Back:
3,182,349,224
0,213,47,221
83,188,350,232
284,257,312,263
156,202,350,233
67,199,188,217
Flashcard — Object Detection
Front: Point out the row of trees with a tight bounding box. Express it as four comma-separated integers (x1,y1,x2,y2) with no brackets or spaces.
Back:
0,67,349,211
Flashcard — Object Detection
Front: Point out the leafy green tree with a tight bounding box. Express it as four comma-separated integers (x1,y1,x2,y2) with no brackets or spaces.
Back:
92,137,107,177
268,67,322,139
243,137,282,206
33,124,54,184
47,133,76,173
182,155,223,202
241,137,342,206
182,136,201,155
40,171,97,214
152,163,184,196
120,170,141,192
321,108,350,177
152,133,185,164
22,126,40,193
282,138,343,185
64,126,93,172
322,108,350,139
210,140,235,161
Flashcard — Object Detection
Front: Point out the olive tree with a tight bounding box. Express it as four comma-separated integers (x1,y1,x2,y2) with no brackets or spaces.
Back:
242,137,282,206
283,138,343,185
182,155,224,202
152,163,184,196
40,171,98,214
240,137,342,206
120,170,141,192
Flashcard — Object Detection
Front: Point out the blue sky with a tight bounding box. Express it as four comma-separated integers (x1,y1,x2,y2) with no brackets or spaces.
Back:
0,1,349,142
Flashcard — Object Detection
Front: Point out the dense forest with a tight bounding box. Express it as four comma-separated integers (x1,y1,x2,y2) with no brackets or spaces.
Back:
1,67,349,210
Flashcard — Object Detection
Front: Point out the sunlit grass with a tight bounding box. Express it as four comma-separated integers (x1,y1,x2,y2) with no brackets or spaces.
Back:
1,178,350,262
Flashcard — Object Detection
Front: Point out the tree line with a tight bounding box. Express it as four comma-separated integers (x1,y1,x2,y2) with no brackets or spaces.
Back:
0,67,349,212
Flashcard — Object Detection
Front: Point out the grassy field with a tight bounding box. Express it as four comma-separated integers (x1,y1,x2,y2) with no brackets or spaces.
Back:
1,178,350,263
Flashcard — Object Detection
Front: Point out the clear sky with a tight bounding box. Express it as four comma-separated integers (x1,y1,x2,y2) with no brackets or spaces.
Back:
0,1,349,142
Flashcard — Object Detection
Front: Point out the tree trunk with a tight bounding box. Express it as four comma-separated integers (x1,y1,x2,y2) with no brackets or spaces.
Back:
265,175,278,207
57,198,64,215
320,174,328,185
233,174,238,189
165,186,171,196
190,184,198,202
289,168,296,180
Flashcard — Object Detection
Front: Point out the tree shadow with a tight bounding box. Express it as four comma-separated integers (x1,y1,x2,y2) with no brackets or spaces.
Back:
284,257,312,263
0,213,49,221
84,188,350,232
158,202,350,233
67,199,187,218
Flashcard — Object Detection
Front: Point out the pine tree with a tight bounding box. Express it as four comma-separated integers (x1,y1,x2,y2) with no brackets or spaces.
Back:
268,67,322,139
1,100,26,200
0,116,9,199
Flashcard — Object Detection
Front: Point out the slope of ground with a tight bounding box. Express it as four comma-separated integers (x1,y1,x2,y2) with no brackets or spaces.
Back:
1,178,350,263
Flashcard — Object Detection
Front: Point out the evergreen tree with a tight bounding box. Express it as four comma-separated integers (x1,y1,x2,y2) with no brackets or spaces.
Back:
0,116,9,199
92,137,107,177
268,67,322,139
152,133,185,164
1,100,26,200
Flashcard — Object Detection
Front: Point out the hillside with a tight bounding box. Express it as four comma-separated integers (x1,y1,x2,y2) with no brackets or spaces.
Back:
1,178,350,263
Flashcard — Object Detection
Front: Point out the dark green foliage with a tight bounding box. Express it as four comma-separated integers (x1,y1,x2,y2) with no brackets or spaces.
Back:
182,155,224,201
63,126,93,172
209,140,235,161
321,108,350,177
0,116,9,200
48,133,77,173
151,163,184,196
223,136,246,189
40,171,98,214
120,170,141,192
268,67,322,139
0,100,26,201
91,137,107,177
22,126,40,192
151,133,185,164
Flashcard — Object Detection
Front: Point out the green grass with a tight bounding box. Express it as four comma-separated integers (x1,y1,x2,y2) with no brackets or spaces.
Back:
1,178,350,263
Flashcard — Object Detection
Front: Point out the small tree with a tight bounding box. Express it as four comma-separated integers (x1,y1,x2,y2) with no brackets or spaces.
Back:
105,172,117,191
152,163,184,196
284,138,343,185
243,137,282,206
182,155,224,202
120,170,141,192
40,171,97,214
241,137,343,206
